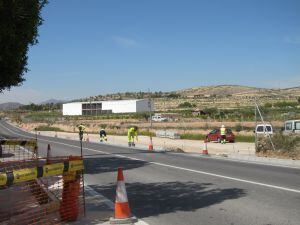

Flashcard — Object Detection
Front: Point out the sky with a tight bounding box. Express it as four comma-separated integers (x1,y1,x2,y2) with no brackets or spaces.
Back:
1,0,300,104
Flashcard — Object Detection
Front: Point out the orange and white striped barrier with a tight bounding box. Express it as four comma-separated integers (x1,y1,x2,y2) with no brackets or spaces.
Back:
110,168,137,224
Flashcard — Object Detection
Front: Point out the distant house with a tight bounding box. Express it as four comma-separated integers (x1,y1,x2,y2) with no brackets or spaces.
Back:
192,109,207,116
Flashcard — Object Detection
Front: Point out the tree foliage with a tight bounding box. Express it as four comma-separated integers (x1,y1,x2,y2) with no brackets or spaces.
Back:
0,0,47,92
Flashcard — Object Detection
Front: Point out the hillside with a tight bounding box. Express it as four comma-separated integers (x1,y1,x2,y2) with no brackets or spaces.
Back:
177,85,300,98
177,85,265,97
78,85,300,111
40,99,67,105
158,85,300,110
0,102,23,110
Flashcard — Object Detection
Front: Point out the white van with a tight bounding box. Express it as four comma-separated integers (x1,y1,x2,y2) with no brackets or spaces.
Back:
283,120,300,135
151,114,168,122
255,124,273,135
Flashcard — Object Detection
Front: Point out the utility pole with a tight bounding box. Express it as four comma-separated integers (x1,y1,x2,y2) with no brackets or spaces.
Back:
34,127,38,142
254,100,275,151
148,89,153,147
90,97,92,116
254,105,258,152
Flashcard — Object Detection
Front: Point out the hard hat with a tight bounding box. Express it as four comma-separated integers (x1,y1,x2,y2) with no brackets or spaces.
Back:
221,125,225,128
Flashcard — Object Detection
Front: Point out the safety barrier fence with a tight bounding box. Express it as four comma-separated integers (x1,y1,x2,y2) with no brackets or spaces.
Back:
0,139,38,162
0,156,84,225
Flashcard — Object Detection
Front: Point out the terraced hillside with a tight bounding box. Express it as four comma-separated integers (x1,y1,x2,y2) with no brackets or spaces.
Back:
154,85,300,110
72,85,300,110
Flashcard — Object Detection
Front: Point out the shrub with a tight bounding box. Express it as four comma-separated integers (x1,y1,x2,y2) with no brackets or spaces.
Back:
235,123,243,132
178,102,195,108
180,133,206,140
273,101,297,108
139,130,156,136
100,124,107,129
36,126,63,132
235,135,255,143
257,133,300,154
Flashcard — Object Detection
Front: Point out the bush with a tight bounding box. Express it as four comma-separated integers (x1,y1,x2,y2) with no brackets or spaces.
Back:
36,126,63,132
235,135,255,143
178,102,195,108
257,133,300,154
139,131,156,137
180,133,206,140
100,124,107,129
235,123,243,132
273,101,298,108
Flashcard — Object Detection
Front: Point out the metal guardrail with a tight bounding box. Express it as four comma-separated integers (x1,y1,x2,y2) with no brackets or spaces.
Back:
156,130,181,139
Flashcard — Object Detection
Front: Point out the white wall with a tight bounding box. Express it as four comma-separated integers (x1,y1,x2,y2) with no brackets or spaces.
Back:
62,102,82,115
62,99,153,115
102,100,137,113
136,99,153,112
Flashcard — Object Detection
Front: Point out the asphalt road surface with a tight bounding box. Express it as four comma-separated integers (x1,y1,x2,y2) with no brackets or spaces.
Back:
0,119,299,225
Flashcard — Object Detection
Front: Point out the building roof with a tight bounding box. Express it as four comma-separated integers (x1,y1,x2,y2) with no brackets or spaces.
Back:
63,99,149,104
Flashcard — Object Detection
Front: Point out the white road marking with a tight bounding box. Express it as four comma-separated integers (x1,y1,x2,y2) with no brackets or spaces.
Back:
1,122,300,194
169,152,300,170
85,185,115,209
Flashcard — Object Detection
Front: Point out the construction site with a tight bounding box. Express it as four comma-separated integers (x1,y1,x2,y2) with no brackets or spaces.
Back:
1,1,300,224
0,139,85,224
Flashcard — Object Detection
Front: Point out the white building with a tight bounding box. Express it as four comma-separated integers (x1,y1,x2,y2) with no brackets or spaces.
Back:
62,99,153,116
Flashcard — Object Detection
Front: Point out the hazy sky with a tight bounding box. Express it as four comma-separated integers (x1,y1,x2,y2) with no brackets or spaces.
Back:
1,0,300,104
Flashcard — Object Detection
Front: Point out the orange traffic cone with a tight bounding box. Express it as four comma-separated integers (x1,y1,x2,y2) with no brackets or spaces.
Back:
46,144,51,164
110,168,137,224
202,139,208,155
148,144,153,151
148,136,153,151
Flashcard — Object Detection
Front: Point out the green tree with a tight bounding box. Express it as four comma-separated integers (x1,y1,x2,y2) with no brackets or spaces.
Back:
0,0,47,92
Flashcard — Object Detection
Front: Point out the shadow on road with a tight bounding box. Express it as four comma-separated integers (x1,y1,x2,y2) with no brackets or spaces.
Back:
84,156,149,174
90,181,246,218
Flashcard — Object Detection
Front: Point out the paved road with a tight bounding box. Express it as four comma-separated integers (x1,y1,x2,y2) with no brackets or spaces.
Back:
0,120,299,225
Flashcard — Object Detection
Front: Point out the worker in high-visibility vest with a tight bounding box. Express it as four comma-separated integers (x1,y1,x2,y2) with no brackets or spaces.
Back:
220,124,226,144
77,124,86,141
99,128,107,142
128,126,138,147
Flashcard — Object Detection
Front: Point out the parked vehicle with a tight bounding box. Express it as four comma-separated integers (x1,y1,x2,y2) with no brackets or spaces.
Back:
255,123,273,135
283,120,300,135
151,114,168,122
206,129,235,143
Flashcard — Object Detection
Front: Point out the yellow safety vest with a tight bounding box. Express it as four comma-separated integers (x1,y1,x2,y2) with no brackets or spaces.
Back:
220,127,226,135
128,127,137,137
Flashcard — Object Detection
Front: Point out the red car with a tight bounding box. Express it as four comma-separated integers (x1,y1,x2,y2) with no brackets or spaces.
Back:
206,129,235,143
